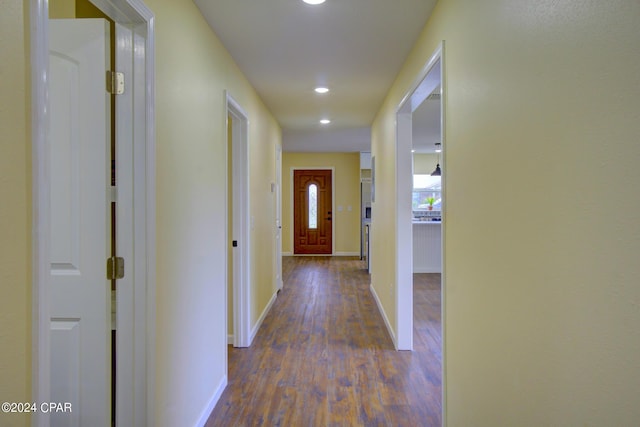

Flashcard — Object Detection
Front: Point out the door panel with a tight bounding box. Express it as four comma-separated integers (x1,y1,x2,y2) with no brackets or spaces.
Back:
293,170,332,254
49,19,111,427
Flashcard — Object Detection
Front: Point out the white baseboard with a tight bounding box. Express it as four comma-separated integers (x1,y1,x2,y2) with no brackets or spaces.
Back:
282,251,293,256
194,374,228,427
250,290,278,343
369,283,397,348
227,334,233,345
334,252,360,256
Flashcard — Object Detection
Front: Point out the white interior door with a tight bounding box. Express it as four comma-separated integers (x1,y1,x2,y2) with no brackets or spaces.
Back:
49,18,111,427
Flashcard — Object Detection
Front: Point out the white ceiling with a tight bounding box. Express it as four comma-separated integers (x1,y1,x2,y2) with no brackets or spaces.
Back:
193,0,438,152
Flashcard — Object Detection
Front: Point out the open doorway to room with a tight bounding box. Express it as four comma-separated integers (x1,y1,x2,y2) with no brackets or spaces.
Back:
395,43,444,359
410,84,443,395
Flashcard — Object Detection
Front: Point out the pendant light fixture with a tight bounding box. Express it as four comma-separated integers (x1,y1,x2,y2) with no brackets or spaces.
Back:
431,143,442,176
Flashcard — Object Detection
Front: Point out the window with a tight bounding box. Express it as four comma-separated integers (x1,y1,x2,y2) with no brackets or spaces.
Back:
308,183,318,229
413,175,441,210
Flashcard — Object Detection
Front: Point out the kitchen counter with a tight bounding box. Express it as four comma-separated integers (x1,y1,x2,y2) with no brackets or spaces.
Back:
413,220,441,273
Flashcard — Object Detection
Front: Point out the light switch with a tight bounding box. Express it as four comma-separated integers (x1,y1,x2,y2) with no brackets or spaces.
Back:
338,205,343,212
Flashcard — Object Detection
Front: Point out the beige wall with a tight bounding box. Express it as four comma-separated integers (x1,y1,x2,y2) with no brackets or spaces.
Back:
371,0,640,425
248,102,282,325
282,153,361,255
145,0,281,424
49,0,75,17
413,153,439,175
0,1,30,426
49,0,106,18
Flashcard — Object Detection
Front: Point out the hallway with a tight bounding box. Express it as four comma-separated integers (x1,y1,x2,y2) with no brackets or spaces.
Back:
206,257,442,426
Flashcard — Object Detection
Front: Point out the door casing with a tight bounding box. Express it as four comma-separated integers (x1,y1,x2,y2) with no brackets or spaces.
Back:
225,91,252,348
30,0,156,425
274,145,283,290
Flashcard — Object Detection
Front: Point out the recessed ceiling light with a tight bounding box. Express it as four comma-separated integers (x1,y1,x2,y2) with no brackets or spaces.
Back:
314,87,329,94
303,0,326,4
320,119,331,124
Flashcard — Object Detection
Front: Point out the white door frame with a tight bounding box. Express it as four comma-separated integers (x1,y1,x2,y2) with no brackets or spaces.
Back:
274,145,283,290
289,167,336,255
225,92,252,348
395,43,444,351
30,1,156,426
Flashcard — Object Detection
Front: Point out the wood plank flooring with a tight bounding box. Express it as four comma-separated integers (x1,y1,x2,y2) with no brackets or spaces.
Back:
206,257,441,427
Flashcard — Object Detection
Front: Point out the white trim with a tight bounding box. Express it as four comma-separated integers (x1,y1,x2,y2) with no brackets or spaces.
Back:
439,45,448,427
394,43,444,352
225,91,252,348
282,251,293,256
396,44,444,114
139,9,157,425
250,290,278,343
31,1,156,426
370,284,396,346
115,21,136,425
289,167,336,255
395,110,414,351
227,334,234,345
194,375,228,427
334,252,361,257
30,3,51,425
274,145,283,291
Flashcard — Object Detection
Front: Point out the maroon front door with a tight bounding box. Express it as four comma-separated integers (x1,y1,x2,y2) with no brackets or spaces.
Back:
293,170,332,254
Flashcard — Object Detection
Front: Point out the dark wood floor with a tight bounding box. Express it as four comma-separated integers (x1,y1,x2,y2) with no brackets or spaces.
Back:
206,257,441,426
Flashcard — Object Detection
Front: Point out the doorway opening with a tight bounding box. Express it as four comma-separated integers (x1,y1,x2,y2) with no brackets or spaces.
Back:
225,92,251,348
395,43,444,350
32,0,155,425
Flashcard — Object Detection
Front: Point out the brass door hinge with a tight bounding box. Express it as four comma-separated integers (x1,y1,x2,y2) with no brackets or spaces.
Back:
106,71,125,95
107,256,125,280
